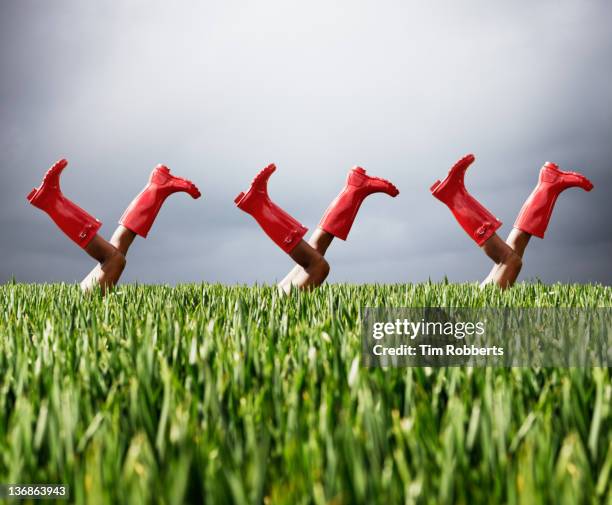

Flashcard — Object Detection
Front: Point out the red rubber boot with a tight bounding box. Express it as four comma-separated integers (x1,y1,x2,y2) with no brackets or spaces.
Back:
318,167,399,240
514,162,593,238
430,154,502,246
234,164,308,253
27,159,102,248
119,165,201,238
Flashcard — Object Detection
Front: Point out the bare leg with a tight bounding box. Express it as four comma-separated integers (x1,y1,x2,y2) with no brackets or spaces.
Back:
479,233,523,289
481,228,531,288
80,225,136,291
279,228,334,291
80,235,127,293
280,239,330,294
307,227,335,255
108,225,137,255
505,228,531,258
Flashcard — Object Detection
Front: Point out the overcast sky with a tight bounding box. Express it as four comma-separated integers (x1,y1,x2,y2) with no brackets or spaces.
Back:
1,0,610,285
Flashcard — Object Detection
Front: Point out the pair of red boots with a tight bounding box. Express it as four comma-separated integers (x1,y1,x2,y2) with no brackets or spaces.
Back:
27,160,201,248
234,164,399,252
430,154,593,245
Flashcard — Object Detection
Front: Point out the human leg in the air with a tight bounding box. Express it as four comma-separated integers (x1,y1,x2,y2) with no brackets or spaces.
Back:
80,164,201,291
481,161,593,286
278,228,334,290
278,166,399,292
235,164,330,292
431,153,523,289
27,159,126,292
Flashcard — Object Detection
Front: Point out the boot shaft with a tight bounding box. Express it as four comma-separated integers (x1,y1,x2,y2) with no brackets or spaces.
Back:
235,164,307,253
430,155,501,246
28,182,101,248
246,197,308,252
27,159,102,248
119,186,167,238
44,194,102,247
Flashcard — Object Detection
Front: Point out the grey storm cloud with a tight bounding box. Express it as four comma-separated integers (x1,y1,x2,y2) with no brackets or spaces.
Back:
1,0,611,285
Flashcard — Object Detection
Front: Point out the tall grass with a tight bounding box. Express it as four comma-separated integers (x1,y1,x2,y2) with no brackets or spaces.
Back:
0,282,610,504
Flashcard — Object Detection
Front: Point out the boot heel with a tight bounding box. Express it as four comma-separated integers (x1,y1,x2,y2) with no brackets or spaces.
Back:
234,192,246,205
26,188,38,202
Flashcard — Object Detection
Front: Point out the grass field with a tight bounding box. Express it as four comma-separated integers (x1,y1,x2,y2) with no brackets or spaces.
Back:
0,282,610,505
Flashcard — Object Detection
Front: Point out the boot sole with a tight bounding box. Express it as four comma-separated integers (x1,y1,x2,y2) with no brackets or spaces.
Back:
351,167,400,196
151,166,202,198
